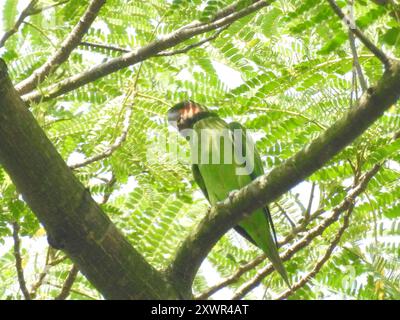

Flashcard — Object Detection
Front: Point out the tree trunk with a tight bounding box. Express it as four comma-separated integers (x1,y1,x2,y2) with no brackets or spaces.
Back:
0,59,179,300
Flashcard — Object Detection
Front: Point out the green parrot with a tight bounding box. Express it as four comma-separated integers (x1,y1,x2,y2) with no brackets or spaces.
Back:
167,100,289,285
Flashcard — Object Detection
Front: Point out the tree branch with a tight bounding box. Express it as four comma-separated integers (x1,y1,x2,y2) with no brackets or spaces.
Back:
79,26,228,57
168,59,400,297
304,182,316,221
79,41,131,53
0,0,70,48
0,60,179,299
275,202,296,230
30,248,51,299
231,165,380,299
275,206,353,300
15,0,106,95
327,0,391,68
55,264,79,300
347,0,368,92
22,21,57,48
252,107,326,130
21,0,273,103
155,26,229,56
29,0,70,15
11,222,31,300
46,281,96,300
0,0,38,48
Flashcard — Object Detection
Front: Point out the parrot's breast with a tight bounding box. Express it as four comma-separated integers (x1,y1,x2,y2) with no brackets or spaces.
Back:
191,118,252,205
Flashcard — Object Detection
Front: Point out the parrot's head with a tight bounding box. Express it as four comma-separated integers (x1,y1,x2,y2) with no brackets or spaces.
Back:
168,100,209,132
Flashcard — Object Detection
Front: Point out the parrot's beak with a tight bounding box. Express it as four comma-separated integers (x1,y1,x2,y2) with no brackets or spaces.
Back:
167,109,180,128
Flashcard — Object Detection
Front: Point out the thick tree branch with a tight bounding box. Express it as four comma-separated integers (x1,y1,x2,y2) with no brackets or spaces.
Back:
15,0,106,95
0,60,179,300
21,0,272,103
231,165,379,299
12,222,32,300
168,59,400,297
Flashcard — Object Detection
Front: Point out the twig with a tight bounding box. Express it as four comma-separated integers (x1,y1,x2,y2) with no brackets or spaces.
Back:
22,21,57,49
46,281,96,300
30,249,68,298
304,182,316,221
155,26,229,56
393,129,400,140
29,0,70,15
16,0,107,95
100,173,116,204
275,202,296,230
347,0,368,91
0,0,38,48
79,41,130,53
349,31,368,91
275,206,353,300
11,222,31,300
231,164,380,299
70,22,152,171
30,248,51,299
0,0,69,48
68,103,133,169
252,107,326,130
327,0,391,68
136,92,171,106
68,57,145,170
22,21,57,48
48,255,68,266
55,264,79,300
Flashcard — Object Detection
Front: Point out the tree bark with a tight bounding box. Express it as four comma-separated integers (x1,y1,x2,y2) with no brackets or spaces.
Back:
0,59,179,300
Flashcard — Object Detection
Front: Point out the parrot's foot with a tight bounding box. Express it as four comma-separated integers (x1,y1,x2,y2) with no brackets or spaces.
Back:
228,189,240,202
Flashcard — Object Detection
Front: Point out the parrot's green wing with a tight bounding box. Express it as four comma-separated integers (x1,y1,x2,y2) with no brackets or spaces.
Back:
192,163,257,245
227,121,277,244
228,121,290,286
192,164,209,201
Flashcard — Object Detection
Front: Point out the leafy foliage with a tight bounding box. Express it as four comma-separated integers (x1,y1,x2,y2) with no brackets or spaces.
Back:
0,0,399,299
